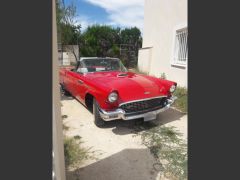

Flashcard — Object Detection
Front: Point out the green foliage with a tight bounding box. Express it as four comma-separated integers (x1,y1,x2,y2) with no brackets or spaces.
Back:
107,44,120,57
80,25,121,57
79,25,142,68
160,72,166,79
73,135,81,140
59,23,81,45
119,27,142,67
56,0,76,25
62,115,68,119
64,137,91,169
139,126,187,180
120,27,142,45
63,124,69,131
56,0,81,45
56,1,143,67
173,87,188,113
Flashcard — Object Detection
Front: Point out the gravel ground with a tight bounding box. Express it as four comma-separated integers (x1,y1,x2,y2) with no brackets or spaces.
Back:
61,95,187,180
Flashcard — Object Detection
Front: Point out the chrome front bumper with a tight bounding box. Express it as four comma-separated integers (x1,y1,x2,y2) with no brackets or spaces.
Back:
98,96,176,122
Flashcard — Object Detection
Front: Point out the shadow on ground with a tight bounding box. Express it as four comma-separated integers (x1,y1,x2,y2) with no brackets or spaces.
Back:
66,149,160,180
103,108,185,135
61,93,74,101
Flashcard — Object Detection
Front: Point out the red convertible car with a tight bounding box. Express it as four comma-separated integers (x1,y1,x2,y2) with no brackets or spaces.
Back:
59,57,177,127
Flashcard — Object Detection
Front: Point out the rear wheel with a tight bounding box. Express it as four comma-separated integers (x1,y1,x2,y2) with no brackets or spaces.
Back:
93,98,105,127
60,84,70,96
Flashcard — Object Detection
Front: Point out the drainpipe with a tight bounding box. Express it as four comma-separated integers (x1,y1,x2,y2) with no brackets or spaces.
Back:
52,0,66,180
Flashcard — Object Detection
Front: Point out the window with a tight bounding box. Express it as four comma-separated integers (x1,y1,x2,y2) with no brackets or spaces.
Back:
173,28,188,66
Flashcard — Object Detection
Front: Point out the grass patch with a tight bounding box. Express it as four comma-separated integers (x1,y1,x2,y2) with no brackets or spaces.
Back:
160,72,166,79
62,115,68,119
173,87,188,113
73,135,81,140
138,125,187,180
63,124,70,131
64,136,93,169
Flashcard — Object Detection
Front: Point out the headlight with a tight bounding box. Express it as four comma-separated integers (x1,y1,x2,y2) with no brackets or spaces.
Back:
108,92,118,102
169,85,176,93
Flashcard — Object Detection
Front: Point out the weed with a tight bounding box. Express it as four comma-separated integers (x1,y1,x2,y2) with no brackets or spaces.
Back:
173,87,188,113
64,137,93,169
63,124,70,131
138,125,187,180
160,73,166,79
62,115,68,119
73,135,81,140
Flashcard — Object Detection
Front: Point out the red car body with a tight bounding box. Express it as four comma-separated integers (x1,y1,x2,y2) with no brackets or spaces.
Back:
59,57,177,125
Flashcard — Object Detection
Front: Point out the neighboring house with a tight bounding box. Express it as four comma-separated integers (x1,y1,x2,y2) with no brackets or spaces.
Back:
138,0,188,87
58,45,79,66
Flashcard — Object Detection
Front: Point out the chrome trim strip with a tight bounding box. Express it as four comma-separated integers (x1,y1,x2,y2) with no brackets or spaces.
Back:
119,95,167,107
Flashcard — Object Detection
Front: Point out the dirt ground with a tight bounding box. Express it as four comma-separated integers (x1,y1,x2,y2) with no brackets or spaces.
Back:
61,95,187,180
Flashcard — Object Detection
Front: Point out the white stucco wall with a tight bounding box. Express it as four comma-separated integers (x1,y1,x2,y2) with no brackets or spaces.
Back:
138,0,188,87
62,52,70,65
138,47,152,74
63,45,79,63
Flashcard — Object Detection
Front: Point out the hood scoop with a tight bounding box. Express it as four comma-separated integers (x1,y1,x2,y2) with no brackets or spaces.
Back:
117,73,128,78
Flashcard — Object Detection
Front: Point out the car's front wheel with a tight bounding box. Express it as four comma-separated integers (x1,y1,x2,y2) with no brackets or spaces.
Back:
93,98,105,127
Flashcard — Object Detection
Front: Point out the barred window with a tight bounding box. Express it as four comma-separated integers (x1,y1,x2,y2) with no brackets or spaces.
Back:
173,28,188,65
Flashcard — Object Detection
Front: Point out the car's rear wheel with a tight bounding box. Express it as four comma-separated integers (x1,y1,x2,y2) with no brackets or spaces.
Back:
60,84,70,96
93,98,105,127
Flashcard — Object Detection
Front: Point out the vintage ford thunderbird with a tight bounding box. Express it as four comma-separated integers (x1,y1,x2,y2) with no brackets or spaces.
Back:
59,57,177,127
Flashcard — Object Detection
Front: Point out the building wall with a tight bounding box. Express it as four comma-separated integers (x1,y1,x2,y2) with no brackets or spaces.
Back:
58,45,79,66
62,52,70,65
138,47,152,74
138,0,188,87
63,45,79,63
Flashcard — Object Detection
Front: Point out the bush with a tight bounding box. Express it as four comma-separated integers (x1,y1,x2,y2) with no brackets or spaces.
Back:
139,126,187,180
64,136,91,169
160,73,166,79
173,87,188,113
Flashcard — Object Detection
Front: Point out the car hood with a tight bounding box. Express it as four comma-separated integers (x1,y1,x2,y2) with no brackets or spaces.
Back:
84,71,168,103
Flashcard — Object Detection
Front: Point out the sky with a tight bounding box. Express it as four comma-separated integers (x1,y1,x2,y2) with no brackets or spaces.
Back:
64,0,145,33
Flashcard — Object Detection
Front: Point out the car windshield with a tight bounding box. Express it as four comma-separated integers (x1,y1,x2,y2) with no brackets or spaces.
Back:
78,58,128,73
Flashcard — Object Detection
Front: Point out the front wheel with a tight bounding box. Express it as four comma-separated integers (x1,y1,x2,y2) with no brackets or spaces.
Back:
93,98,105,127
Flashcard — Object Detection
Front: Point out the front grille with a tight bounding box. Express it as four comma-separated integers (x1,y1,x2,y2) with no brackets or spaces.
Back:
120,97,167,115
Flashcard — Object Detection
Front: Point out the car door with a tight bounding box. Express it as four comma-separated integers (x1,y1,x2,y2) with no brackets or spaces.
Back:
71,72,87,103
70,61,88,103
64,70,77,96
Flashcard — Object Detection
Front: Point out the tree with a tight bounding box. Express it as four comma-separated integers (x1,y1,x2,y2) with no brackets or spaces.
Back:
79,25,142,68
80,25,121,57
120,27,142,47
56,0,81,61
56,1,143,66
56,0,81,44
119,27,142,67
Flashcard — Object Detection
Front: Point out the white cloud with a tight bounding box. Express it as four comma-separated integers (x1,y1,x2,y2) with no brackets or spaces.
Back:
74,15,96,32
83,0,144,32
